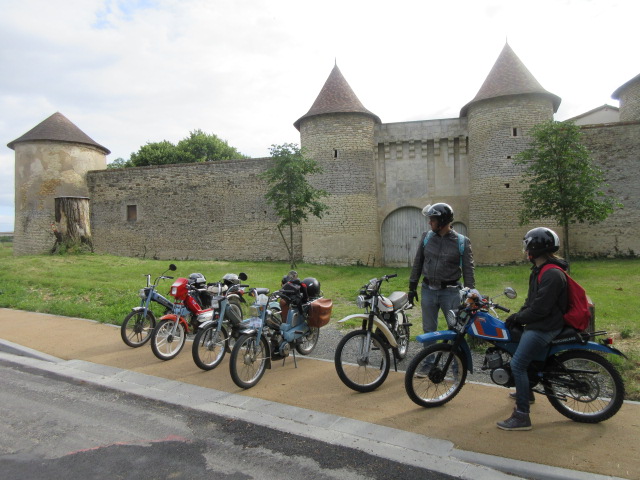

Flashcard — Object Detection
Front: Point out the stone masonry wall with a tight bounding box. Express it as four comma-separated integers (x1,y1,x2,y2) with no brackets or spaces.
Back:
375,118,469,225
619,80,640,122
86,158,301,262
467,95,556,264
299,113,379,265
14,141,106,255
571,122,640,257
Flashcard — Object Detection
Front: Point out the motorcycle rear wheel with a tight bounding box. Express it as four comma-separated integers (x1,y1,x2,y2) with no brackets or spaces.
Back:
229,333,269,389
295,327,320,355
404,343,467,408
151,319,186,361
544,350,624,423
192,323,228,370
121,310,156,348
334,330,390,393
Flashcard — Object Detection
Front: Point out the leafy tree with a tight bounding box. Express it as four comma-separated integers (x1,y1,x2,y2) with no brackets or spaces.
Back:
514,120,621,265
261,143,329,268
176,129,247,162
129,140,182,167
106,157,132,169
109,130,248,168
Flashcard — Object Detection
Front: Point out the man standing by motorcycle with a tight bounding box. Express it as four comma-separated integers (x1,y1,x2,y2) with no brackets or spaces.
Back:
498,227,567,431
408,203,475,375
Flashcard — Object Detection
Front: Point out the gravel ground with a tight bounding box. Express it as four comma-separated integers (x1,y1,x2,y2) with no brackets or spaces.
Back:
310,321,494,384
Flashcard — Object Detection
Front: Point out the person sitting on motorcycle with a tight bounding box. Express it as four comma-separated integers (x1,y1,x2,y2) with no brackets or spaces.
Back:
498,227,568,431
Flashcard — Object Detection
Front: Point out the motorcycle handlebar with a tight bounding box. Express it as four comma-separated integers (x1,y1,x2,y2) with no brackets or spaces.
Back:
495,304,510,313
385,274,398,280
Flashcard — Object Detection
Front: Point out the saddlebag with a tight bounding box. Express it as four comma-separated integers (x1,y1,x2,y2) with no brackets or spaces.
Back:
307,298,333,328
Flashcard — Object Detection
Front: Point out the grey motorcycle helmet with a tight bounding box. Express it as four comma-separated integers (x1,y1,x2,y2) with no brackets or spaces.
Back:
188,272,207,288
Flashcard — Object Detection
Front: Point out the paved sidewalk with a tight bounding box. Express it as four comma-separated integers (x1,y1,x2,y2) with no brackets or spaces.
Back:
1,308,638,480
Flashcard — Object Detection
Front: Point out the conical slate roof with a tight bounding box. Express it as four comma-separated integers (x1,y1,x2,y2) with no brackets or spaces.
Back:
7,112,110,154
294,64,380,130
460,43,561,117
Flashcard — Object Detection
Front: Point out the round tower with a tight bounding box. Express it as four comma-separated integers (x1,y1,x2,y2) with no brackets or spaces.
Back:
294,65,381,265
460,44,561,264
7,112,109,255
612,73,640,122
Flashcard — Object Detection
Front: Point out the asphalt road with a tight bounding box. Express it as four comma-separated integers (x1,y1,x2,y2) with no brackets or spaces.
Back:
0,359,458,480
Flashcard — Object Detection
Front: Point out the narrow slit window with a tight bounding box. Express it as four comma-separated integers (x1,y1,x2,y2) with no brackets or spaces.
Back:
333,149,339,159
127,205,137,222
512,127,519,137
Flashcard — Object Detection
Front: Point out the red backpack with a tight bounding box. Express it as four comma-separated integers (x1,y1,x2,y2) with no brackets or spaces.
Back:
537,264,592,332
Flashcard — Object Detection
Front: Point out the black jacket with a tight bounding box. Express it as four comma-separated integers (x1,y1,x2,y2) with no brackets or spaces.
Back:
515,258,568,332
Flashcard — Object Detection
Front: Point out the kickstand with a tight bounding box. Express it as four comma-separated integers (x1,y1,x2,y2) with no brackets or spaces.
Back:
292,348,298,368
393,351,398,372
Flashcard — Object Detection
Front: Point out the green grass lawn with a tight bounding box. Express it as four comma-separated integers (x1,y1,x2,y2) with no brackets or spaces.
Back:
0,245,638,399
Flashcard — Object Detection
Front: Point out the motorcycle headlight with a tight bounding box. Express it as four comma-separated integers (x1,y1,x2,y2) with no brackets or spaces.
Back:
355,295,368,309
138,288,148,300
249,305,262,317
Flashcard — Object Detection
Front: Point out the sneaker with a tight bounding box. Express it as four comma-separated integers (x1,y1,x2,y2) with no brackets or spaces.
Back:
509,391,535,404
497,409,532,431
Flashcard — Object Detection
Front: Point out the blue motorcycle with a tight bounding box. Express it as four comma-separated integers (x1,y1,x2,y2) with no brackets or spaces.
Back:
120,264,176,347
404,287,626,423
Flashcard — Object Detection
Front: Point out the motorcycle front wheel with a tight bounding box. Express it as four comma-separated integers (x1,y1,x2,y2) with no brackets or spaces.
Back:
334,330,390,393
229,333,269,389
544,350,624,423
404,343,467,408
192,323,228,370
295,327,320,355
120,310,156,348
151,319,186,361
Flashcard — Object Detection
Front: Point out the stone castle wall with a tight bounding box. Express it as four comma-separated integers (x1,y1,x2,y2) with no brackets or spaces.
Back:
299,113,380,265
14,141,106,255
571,122,640,257
86,157,301,262
467,95,557,264
618,81,640,122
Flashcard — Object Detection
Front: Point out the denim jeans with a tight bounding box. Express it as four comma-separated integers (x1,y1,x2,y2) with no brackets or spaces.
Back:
420,284,460,336
510,326,562,414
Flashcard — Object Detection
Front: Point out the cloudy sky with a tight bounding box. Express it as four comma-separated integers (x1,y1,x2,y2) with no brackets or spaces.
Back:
1,0,638,232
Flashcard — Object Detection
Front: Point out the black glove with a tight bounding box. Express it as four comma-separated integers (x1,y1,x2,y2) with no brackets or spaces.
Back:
408,290,418,306
505,313,518,330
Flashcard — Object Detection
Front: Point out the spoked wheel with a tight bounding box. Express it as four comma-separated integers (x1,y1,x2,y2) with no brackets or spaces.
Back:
151,319,186,360
334,330,390,393
121,310,156,347
192,323,228,370
404,343,467,407
229,333,269,389
544,350,624,423
296,327,320,355
393,319,411,360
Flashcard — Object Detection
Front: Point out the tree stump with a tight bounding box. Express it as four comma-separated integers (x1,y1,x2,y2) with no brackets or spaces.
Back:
53,197,93,252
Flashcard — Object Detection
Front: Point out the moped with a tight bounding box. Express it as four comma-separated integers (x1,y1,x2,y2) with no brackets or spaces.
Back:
191,273,249,370
120,264,176,347
229,278,332,389
404,287,626,423
150,275,209,361
334,273,412,392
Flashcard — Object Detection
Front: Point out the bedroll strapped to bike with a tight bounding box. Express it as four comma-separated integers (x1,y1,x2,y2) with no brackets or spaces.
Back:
537,264,593,332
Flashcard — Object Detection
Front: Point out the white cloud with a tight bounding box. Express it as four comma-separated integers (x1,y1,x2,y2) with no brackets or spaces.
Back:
1,0,639,232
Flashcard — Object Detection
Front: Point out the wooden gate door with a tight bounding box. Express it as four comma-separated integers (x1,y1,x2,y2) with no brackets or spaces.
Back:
382,207,427,267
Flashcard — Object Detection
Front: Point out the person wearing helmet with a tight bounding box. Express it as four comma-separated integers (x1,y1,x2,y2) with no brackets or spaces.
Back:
409,203,476,376
497,227,568,431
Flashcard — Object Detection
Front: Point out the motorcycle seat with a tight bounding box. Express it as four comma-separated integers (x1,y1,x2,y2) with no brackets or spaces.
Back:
388,291,408,310
550,325,588,345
